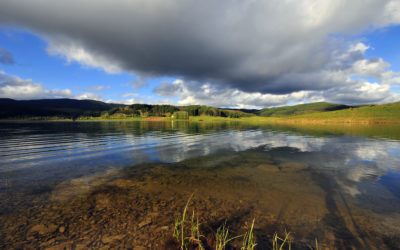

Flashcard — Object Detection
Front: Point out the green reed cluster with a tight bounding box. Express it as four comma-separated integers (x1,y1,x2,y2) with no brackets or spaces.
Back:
173,194,320,250
173,194,256,250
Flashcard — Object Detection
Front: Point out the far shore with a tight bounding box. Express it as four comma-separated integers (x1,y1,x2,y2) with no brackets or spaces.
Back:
2,115,400,125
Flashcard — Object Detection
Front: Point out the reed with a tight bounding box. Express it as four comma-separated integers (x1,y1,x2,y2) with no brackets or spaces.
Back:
215,221,242,250
272,231,291,250
173,193,194,249
241,219,257,250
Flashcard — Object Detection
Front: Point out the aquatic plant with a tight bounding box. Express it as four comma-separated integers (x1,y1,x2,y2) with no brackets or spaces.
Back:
171,194,326,250
272,231,291,250
173,193,194,249
189,211,204,249
173,194,256,250
215,221,241,250
241,219,257,250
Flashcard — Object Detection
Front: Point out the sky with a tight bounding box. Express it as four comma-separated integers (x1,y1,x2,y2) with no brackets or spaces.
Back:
0,0,400,109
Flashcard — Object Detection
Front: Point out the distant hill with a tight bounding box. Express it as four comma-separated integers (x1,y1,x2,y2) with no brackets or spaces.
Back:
2,98,397,122
257,102,350,117
0,99,253,119
0,98,122,119
277,102,400,123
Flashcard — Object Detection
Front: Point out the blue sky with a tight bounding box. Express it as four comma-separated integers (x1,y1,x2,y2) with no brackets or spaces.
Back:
0,26,179,104
0,1,399,108
363,25,400,72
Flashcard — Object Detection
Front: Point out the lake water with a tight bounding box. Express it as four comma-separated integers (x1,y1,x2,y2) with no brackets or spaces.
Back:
0,121,400,249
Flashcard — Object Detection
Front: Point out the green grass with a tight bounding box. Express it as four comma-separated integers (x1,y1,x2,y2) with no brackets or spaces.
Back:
189,116,242,122
173,194,256,250
279,102,400,123
189,211,204,249
241,219,257,250
173,193,194,249
272,232,291,250
189,115,275,123
190,101,400,124
258,102,349,117
215,221,242,250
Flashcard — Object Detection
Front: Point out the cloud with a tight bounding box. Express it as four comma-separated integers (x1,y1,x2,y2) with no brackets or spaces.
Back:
0,71,73,99
122,93,139,98
0,0,399,96
156,77,399,108
76,92,103,101
105,98,143,105
84,85,104,92
128,75,149,90
46,38,122,74
153,44,400,108
153,79,315,108
153,81,183,98
0,48,14,65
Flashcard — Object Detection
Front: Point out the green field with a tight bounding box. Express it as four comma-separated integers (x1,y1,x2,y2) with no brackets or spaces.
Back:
189,102,400,124
276,101,400,123
257,102,349,117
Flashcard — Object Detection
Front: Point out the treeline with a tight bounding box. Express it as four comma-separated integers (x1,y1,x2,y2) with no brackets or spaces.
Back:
106,104,179,118
104,104,252,118
183,105,252,118
0,98,253,120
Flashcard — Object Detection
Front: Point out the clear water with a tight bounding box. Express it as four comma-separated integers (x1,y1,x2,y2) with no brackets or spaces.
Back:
0,121,400,249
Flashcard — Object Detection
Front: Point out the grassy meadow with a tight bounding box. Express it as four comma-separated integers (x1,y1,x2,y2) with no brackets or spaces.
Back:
191,102,400,124
274,102,400,124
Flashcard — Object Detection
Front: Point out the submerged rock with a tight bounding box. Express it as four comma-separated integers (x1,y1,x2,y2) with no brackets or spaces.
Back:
29,223,58,235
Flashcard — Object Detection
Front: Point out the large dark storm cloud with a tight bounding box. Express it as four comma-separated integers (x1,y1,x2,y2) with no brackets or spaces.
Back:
0,0,399,95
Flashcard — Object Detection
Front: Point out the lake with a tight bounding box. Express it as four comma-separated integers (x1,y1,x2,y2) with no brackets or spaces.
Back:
1,121,400,249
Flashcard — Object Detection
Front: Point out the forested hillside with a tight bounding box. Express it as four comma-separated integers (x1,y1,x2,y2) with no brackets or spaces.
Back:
0,99,252,119
0,98,121,119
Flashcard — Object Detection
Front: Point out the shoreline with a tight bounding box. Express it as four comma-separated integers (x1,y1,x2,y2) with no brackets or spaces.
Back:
1,115,400,124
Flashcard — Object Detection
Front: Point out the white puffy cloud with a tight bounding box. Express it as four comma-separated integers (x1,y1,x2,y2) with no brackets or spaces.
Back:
76,92,104,101
352,58,390,79
0,71,73,99
46,38,122,74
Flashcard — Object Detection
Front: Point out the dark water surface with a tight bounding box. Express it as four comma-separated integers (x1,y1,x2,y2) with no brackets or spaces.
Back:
1,121,400,249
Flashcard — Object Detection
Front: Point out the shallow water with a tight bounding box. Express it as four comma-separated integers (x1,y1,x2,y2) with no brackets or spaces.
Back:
0,121,400,249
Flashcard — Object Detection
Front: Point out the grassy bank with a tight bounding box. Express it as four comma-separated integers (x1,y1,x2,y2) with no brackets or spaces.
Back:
274,102,400,124
192,102,400,124
257,102,349,117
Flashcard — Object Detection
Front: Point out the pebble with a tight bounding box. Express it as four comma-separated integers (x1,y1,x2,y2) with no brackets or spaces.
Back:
29,223,58,235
